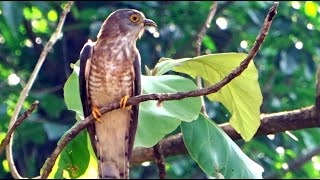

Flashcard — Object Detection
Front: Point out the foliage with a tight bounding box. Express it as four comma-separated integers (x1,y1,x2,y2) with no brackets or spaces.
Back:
0,1,319,179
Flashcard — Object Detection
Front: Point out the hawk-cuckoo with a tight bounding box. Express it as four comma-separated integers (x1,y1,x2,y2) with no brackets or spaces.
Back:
78,9,156,178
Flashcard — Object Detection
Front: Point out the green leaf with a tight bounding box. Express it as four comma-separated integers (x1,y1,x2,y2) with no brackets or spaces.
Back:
63,61,84,119
1,1,23,38
172,53,262,141
135,75,201,147
202,35,216,52
150,57,190,76
304,1,318,18
47,129,97,178
181,114,264,178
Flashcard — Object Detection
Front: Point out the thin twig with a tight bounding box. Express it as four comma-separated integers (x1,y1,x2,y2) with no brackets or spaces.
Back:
265,145,320,179
195,1,218,56
6,1,74,179
195,1,218,116
40,2,278,178
153,143,166,179
0,101,39,155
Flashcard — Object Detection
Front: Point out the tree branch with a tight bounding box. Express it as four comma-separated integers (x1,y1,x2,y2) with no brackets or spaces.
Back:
195,1,218,116
130,105,319,166
40,2,278,178
0,101,39,156
153,143,166,179
265,145,320,179
6,1,74,179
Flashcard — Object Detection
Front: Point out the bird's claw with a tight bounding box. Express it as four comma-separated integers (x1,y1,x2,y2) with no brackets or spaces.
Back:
120,95,132,110
92,106,102,122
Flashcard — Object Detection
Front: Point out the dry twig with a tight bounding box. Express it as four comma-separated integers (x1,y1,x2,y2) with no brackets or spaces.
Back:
195,1,218,116
0,101,39,155
153,143,166,179
6,1,74,179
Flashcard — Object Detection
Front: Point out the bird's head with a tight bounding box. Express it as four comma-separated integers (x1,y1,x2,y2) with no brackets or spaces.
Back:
97,9,157,40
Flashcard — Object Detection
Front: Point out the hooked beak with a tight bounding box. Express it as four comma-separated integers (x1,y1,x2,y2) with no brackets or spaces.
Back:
144,19,157,27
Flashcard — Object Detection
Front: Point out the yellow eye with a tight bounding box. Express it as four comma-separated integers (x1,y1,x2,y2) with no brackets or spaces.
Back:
130,14,140,22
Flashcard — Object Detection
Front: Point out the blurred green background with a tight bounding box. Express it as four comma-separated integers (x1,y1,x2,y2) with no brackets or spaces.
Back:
0,1,319,179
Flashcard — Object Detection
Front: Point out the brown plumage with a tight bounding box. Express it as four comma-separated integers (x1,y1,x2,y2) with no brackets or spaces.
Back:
79,9,156,178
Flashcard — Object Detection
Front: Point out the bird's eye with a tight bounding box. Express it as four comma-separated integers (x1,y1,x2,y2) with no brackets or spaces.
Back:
130,14,140,23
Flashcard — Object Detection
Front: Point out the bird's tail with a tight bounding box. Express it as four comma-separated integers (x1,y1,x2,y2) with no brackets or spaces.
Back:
95,109,131,179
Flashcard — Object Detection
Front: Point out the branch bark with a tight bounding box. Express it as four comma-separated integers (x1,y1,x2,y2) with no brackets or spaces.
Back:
130,105,319,166
0,101,39,156
40,2,278,178
153,143,166,179
194,1,218,116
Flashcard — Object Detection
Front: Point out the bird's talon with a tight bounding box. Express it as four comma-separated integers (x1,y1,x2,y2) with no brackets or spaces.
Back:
92,107,102,122
120,95,130,109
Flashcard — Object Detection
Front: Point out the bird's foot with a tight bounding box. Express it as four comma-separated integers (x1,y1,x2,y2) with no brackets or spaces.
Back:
92,106,102,122
120,95,132,110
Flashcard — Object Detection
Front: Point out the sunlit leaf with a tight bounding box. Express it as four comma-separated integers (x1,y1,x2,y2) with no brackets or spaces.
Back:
151,53,262,141
202,35,216,52
304,1,318,18
48,10,58,22
63,62,83,119
181,114,264,178
47,129,97,178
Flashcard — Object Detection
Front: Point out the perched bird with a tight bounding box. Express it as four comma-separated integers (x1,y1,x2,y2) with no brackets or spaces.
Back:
78,9,156,178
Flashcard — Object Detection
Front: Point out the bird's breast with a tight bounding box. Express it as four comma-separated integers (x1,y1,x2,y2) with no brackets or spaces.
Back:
88,45,135,108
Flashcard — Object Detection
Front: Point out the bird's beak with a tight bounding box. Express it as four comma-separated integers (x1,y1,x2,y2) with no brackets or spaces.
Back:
144,19,157,27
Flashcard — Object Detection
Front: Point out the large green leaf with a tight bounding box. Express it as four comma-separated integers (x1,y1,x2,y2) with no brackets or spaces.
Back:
47,129,97,178
152,53,262,141
135,75,201,147
181,114,264,178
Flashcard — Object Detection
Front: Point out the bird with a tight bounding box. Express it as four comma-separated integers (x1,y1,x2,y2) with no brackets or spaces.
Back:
78,9,156,179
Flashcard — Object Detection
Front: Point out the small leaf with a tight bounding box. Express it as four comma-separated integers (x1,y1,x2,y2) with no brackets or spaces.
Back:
63,61,84,119
304,1,318,18
135,75,201,147
181,114,264,178
202,35,216,52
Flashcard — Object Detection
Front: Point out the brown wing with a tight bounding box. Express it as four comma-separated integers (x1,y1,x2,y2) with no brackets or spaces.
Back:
128,53,142,159
79,40,97,154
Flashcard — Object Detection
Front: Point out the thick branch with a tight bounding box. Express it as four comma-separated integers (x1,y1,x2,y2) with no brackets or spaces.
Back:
0,101,39,155
6,1,74,179
130,105,319,166
40,2,278,178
